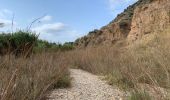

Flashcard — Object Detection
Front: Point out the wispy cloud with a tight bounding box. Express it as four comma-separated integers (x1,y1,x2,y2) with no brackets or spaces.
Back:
40,15,52,22
0,9,16,28
0,19,12,27
32,23,66,33
0,9,81,43
32,22,81,43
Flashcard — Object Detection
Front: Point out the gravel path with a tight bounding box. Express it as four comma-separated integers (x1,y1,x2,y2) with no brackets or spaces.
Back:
48,69,127,100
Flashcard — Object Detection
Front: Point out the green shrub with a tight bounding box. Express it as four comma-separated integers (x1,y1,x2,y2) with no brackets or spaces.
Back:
11,31,37,47
0,33,11,48
129,91,152,100
53,72,71,88
0,31,38,57
34,41,74,53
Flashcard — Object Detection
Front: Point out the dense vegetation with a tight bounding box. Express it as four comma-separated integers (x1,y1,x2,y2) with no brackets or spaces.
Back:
0,31,72,100
1,29,170,99
0,31,74,57
0,31,37,57
35,40,74,53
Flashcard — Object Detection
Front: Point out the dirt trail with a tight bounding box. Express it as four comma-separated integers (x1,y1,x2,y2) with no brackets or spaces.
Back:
48,69,127,100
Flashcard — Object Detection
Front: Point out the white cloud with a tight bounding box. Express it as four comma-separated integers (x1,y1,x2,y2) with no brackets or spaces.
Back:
40,15,52,22
0,8,81,43
39,30,82,43
32,23,66,33
0,19,13,28
0,9,16,28
32,23,82,43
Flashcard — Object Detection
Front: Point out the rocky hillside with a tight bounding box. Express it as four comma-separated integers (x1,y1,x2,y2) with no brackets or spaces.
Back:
128,0,170,42
74,0,170,48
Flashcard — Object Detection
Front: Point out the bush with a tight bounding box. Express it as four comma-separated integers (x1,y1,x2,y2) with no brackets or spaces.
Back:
0,31,74,56
0,33,11,51
0,31,38,57
53,72,71,88
34,41,74,53
129,91,151,100
11,31,37,47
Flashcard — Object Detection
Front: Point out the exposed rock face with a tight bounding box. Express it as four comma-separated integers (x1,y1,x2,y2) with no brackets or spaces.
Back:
75,0,170,48
128,0,170,42
74,3,136,48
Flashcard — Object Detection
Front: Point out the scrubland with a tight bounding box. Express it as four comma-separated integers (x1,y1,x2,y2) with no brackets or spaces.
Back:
68,29,170,100
1,29,170,100
0,31,71,100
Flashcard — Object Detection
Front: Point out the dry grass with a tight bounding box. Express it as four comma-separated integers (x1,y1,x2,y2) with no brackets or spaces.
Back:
68,29,170,99
1,29,169,100
0,52,71,100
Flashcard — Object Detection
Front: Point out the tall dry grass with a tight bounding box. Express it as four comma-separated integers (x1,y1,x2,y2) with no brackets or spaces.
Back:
68,29,170,99
0,52,71,100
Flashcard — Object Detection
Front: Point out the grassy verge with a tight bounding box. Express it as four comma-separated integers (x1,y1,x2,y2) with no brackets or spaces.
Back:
0,52,71,100
69,29,170,99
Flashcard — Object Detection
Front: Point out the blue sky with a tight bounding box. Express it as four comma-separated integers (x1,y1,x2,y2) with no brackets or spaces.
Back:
0,0,137,43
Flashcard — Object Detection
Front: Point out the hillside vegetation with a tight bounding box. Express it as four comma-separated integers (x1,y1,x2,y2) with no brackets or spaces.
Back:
0,31,74,56
68,29,170,100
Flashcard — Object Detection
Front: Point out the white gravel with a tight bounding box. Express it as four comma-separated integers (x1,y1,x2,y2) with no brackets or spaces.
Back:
48,69,127,100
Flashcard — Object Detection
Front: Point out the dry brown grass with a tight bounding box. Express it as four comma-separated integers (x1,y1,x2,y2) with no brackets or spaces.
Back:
68,29,170,99
1,29,169,100
0,52,71,100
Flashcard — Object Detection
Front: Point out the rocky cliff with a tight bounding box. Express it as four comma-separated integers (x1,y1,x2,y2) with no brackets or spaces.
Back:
74,0,170,48
128,0,170,42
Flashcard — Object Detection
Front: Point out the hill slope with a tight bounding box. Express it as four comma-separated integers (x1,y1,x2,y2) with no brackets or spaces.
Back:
75,0,170,48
